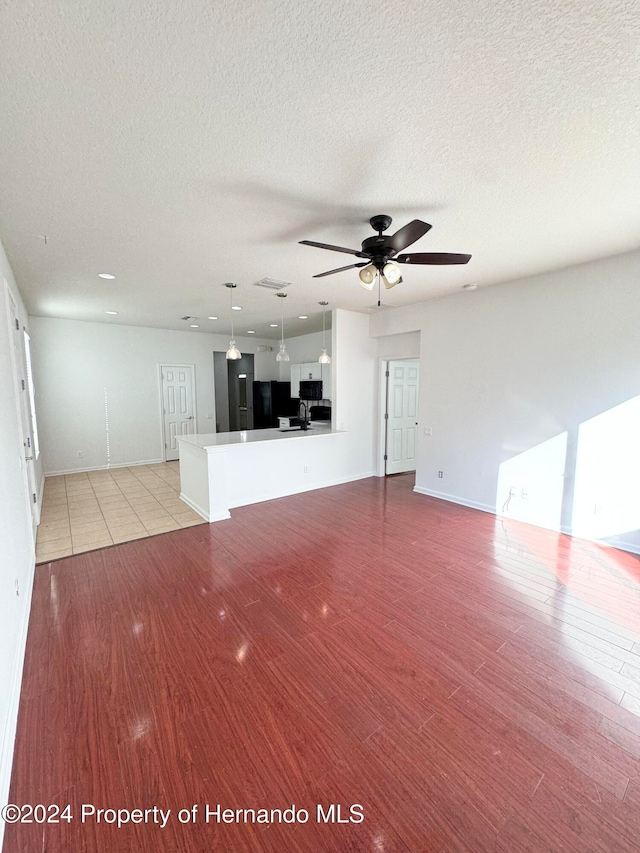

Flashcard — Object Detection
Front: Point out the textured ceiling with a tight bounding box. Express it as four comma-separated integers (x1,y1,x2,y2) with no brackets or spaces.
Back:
1,0,638,339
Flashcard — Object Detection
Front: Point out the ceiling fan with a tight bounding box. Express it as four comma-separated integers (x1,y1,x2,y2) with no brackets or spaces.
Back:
299,214,471,291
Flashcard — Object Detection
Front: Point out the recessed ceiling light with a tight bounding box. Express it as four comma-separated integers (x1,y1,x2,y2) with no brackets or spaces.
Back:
270,323,279,327
208,316,218,320
247,330,256,334
298,315,308,320
105,311,118,315
99,273,116,280
231,305,242,311
190,324,199,328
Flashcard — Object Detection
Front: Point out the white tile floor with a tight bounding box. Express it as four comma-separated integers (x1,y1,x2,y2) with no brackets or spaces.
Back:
36,462,205,563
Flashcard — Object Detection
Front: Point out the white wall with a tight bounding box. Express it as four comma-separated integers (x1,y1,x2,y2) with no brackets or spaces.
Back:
370,249,640,554
29,317,279,474
377,330,420,360
0,243,38,850
277,330,331,380
333,309,378,480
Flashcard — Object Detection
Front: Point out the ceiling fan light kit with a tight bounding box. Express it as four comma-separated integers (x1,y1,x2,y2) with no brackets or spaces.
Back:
300,215,471,290
358,264,377,289
382,261,402,287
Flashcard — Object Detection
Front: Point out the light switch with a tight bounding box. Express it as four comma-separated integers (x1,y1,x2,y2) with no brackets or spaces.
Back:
424,427,432,436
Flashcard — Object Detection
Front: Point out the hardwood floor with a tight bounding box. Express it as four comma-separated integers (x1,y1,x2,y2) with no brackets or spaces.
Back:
6,474,640,851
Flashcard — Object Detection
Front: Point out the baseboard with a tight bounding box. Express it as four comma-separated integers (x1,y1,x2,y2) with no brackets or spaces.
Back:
45,458,164,477
597,536,640,556
0,554,36,852
229,471,377,511
179,492,230,523
413,486,496,516
413,487,640,556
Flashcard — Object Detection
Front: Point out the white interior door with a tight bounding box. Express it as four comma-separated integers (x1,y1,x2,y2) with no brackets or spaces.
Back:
161,365,195,461
386,359,419,475
7,288,38,537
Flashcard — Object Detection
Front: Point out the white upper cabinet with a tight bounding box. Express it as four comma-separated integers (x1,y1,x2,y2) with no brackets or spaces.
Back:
301,362,322,381
290,362,331,400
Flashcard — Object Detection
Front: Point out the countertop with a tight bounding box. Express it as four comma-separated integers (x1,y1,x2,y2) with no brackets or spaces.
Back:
177,424,339,450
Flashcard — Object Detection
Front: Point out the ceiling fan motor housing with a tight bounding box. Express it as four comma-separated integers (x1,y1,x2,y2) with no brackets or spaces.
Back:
369,214,393,233
361,234,394,269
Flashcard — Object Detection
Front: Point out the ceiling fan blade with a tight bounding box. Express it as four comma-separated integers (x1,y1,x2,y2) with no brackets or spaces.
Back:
396,252,471,265
299,239,368,258
388,220,432,253
313,262,368,278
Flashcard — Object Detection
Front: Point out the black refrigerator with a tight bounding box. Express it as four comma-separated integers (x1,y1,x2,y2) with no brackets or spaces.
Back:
252,381,299,428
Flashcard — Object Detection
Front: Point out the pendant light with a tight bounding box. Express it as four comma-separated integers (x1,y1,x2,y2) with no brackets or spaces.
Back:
318,301,330,364
225,282,241,360
275,292,289,362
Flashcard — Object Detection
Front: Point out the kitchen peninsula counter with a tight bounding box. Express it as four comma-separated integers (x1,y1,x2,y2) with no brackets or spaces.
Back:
177,426,345,522
179,424,335,449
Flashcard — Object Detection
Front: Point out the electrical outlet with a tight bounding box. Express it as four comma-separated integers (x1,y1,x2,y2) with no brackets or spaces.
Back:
424,427,432,436
438,470,443,478
521,489,528,500
303,466,309,474
77,451,83,458
15,579,19,597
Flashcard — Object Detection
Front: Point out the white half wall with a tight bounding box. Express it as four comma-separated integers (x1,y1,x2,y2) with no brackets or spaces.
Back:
333,309,378,480
0,242,37,851
370,249,640,554
28,318,279,474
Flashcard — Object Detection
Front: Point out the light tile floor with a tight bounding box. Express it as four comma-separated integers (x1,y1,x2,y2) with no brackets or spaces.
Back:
36,462,205,563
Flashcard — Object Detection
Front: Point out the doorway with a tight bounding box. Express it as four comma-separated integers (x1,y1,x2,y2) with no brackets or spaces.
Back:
160,364,196,461
384,359,419,475
213,352,255,432
6,284,39,539
227,354,255,431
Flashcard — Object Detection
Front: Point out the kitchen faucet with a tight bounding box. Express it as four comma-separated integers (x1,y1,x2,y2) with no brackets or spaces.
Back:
298,400,309,429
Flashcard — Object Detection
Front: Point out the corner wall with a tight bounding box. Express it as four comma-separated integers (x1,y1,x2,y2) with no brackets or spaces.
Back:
370,250,640,554
0,242,37,851
333,309,378,480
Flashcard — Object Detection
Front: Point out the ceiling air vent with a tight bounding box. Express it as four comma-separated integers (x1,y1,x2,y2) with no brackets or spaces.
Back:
253,277,291,291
